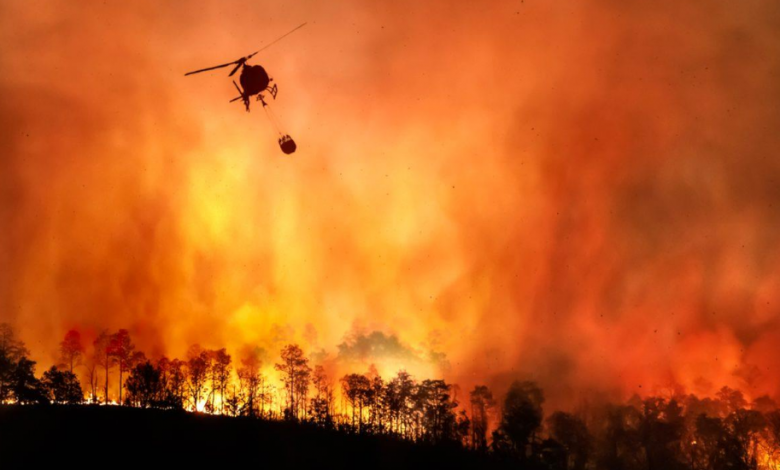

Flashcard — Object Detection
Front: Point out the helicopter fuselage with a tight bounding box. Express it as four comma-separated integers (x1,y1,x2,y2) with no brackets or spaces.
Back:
239,65,270,97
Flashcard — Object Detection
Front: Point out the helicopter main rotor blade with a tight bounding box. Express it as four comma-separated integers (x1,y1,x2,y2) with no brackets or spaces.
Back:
185,23,306,77
251,22,307,57
228,61,244,77
184,60,239,76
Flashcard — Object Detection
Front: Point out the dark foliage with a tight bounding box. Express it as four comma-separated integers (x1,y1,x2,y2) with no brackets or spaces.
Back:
0,405,513,469
493,380,545,460
42,366,83,404
1,323,779,468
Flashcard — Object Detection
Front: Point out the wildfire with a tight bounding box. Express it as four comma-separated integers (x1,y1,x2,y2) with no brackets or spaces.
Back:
1,0,779,416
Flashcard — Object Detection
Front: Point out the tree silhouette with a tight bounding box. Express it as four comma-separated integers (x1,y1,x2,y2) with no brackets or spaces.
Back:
108,329,135,405
717,386,748,416
370,373,386,432
224,384,242,417
42,366,83,404
275,344,311,420
7,321,780,470
594,403,643,470
11,357,47,404
386,370,415,438
727,408,765,469
93,331,113,404
310,365,334,427
59,330,84,375
186,345,209,410
161,357,188,409
83,353,100,403
751,395,777,414
341,373,370,432
0,348,11,403
0,325,47,405
496,380,544,460
58,330,85,402
548,411,591,470
417,379,459,444
0,323,30,402
456,409,472,447
124,360,162,408
765,410,780,468
0,323,29,360
237,347,264,417
208,348,231,414
470,385,495,451
694,414,730,470
637,397,685,470
689,404,767,470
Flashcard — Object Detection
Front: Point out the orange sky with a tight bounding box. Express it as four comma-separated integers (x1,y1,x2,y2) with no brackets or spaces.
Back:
1,0,780,407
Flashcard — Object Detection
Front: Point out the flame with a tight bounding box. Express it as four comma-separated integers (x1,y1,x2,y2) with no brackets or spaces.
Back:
1,0,779,407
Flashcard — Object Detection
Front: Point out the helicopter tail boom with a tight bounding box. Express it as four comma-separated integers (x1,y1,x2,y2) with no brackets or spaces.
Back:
231,80,250,111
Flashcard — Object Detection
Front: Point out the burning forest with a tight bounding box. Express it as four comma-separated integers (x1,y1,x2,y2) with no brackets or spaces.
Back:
2,0,780,468
2,323,780,469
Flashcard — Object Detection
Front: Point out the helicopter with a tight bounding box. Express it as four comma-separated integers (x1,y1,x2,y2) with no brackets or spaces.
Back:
185,23,306,154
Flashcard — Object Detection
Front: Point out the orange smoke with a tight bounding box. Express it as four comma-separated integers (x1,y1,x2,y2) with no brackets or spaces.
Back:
1,0,779,407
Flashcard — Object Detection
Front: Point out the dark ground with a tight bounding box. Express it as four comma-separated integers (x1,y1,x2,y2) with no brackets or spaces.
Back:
0,405,511,469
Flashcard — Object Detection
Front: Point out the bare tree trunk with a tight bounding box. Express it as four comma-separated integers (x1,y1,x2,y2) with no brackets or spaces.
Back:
104,361,109,404
89,369,96,403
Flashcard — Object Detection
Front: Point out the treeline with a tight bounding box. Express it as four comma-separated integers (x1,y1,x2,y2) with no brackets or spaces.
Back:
1,323,780,469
